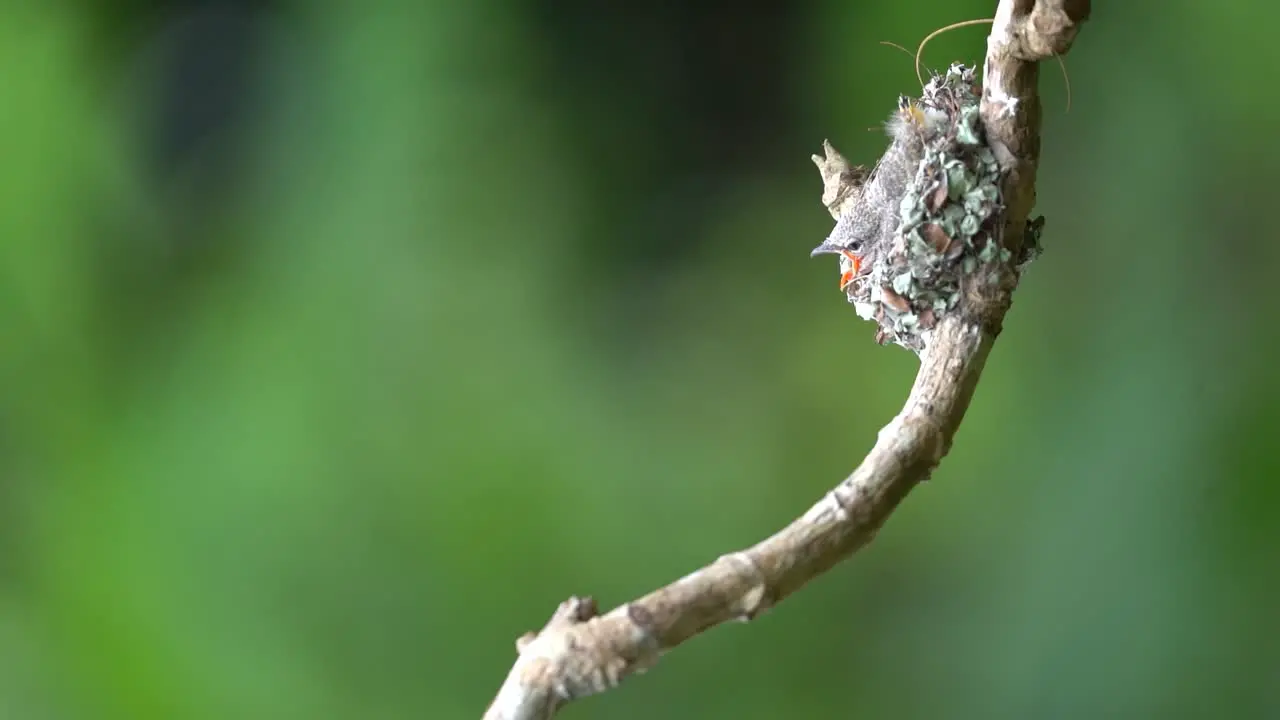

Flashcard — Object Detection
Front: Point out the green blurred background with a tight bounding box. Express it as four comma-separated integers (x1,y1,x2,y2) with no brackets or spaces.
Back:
2,0,1277,718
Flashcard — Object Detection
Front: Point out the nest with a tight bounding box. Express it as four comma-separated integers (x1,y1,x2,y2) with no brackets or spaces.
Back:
814,64,1042,355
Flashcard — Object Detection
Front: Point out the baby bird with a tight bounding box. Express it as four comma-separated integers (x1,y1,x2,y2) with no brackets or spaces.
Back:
810,98,948,291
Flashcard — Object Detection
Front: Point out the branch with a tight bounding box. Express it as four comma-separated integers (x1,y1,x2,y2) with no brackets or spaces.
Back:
483,3,1090,718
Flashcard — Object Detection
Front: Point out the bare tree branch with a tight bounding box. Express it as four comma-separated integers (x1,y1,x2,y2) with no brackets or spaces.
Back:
483,2,1091,718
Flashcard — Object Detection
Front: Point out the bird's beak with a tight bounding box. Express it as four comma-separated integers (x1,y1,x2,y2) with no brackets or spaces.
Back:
809,241,844,258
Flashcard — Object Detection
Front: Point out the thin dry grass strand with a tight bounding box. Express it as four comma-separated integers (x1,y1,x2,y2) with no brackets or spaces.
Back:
913,18,996,86
914,18,1072,112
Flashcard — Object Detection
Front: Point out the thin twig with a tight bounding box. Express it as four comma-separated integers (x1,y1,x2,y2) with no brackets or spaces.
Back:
483,2,1090,718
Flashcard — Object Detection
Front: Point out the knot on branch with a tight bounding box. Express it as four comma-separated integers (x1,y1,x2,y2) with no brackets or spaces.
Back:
487,596,664,720
713,551,773,621
514,595,599,654
1006,0,1092,61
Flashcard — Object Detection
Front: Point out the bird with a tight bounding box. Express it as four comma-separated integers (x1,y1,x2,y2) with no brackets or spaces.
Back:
810,97,946,291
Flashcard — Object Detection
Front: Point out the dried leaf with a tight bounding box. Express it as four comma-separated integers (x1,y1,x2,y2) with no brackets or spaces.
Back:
925,180,949,212
921,223,952,254
880,286,911,313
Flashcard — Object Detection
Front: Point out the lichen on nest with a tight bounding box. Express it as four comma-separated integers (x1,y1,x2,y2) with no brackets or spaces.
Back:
811,63,1042,355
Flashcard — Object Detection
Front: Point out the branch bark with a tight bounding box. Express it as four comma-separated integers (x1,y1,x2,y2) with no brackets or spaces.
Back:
483,2,1090,718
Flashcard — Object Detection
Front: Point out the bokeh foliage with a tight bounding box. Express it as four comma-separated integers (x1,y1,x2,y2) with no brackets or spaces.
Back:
1,1,1277,718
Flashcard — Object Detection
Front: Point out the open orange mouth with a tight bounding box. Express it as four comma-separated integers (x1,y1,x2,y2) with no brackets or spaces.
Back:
838,249,863,291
